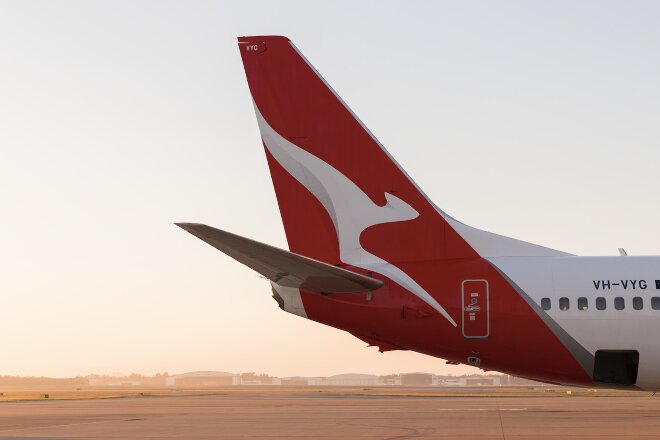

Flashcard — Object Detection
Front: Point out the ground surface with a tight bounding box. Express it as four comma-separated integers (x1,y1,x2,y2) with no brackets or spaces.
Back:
0,386,659,439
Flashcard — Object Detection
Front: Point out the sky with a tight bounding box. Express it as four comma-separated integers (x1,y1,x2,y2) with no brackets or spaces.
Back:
0,0,659,378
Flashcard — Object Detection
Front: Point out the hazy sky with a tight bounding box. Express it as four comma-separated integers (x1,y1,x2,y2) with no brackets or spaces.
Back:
1,0,659,378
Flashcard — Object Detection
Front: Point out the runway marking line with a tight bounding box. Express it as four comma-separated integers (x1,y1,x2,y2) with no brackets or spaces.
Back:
435,408,527,411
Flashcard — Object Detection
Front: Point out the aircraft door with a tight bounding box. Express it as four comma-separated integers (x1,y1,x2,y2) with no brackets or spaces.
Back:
462,280,489,339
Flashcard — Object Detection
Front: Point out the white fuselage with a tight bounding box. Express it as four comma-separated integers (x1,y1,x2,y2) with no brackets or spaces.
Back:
491,256,660,390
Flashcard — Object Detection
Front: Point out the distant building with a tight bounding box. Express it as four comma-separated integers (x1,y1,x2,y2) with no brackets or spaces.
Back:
170,371,240,386
442,378,467,386
381,374,401,385
465,376,501,386
508,375,545,386
280,377,310,385
240,372,275,385
88,378,142,386
325,374,381,386
87,370,515,388
400,373,434,386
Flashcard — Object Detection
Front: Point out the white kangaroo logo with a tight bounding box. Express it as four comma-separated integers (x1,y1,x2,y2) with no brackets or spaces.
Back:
255,105,457,327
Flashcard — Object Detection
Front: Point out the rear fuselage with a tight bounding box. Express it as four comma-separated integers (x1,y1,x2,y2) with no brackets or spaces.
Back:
275,255,660,390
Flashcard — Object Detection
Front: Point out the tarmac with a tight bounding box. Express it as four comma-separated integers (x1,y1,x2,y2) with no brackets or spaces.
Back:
1,387,660,439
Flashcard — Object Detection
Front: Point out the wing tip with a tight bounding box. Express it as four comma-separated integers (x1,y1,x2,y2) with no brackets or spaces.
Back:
174,222,207,233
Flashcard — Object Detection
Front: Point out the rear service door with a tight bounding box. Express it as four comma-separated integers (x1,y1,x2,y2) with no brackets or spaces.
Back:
462,280,489,339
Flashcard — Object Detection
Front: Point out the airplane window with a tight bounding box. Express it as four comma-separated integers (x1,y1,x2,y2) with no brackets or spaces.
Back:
541,298,551,311
653,297,660,310
559,297,569,311
577,297,588,311
633,297,643,310
596,297,606,310
615,297,625,310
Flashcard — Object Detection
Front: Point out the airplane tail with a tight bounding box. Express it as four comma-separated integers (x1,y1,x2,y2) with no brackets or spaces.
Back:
238,35,568,270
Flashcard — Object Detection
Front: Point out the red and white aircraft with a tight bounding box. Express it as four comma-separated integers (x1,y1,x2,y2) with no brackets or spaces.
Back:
178,36,660,390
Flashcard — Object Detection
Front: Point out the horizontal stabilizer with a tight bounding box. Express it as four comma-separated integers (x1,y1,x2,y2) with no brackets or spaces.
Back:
175,223,383,294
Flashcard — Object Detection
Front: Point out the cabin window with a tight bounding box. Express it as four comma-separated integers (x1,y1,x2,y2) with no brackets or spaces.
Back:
614,297,625,310
596,297,606,310
577,297,588,311
633,297,643,310
541,298,551,311
652,297,660,310
559,297,570,311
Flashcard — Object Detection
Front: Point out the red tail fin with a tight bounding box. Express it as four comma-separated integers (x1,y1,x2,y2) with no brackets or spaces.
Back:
238,36,568,267
238,35,568,326
238,35,479,267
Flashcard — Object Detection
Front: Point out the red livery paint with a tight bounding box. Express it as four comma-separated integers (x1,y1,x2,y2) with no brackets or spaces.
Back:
236,35,591,386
